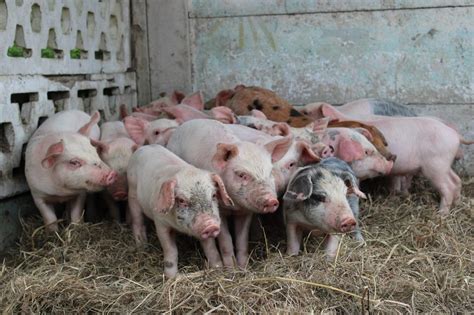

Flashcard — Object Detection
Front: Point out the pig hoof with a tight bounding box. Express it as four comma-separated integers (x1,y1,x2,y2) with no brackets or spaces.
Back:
437,209,450,217
45,222,59,232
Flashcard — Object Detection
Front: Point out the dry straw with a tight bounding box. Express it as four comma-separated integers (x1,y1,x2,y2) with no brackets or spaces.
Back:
1,178,472,313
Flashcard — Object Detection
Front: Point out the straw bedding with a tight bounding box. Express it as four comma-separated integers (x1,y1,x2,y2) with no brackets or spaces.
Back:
1,177,473,313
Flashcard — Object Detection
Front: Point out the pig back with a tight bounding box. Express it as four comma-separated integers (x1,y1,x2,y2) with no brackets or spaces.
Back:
166,119,237,172
33,110,100,140
100,121,129,141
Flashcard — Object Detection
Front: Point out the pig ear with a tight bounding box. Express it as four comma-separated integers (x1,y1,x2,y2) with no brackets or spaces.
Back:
211,174,234,206
337,138,364,162
131,144,139,152
283,173,313,202
320,104,345,120
90,139,109,155
354,128,373,141
119,104,129,119
181,91,204,110
272,122,290,136
311,117,331,134
212,143,239,170
313,142,334,158
171,90,186,105
41,140,65,168
234,84,246,91
297,141,321,164
160,128,176,146
155,179,177,213
264,137,293,163
342,174,367,199
250,109,267,120
124,116,150,145
210,106,237,124
215,89,235,107
78,111,100,136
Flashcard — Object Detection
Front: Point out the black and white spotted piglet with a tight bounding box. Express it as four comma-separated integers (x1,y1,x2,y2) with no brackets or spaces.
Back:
283,158,366,260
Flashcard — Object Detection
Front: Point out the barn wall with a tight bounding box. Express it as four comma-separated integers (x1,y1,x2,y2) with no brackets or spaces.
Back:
0,0,137,251
144,0,473,174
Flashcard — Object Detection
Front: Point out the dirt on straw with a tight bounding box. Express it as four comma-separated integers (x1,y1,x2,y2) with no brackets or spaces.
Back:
1,177,473,313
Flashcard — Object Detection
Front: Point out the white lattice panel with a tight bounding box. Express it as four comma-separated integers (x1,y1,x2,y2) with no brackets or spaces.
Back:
0,72,137,198
0,0,130,75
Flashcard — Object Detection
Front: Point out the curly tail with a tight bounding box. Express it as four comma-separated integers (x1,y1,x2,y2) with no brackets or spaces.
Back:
460,138,474,145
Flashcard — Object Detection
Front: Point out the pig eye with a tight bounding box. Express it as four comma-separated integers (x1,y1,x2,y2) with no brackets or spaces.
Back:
311,193,326,203
212,193,217,199
176,197,187,207
235,171,250,181
288,161,296,169
154,130,160,135
69,159,82,167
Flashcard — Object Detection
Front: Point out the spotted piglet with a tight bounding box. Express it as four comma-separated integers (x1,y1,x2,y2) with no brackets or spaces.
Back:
127,145,233,278
283,158,366,260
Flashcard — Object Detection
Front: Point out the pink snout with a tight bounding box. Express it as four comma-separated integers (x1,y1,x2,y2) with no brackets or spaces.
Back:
262,197,279,213
102,171,118,186
385,160,394,174
113,191,128,200
339,217,357,233
200,224,220,240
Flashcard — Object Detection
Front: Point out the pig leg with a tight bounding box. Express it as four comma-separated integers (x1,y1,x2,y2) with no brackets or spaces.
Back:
69,192,86,223
388,176,402,194
286,222,303,256
400,175,413,196
325,234,341,261
423,166,454,215
103,191,121,222
33,196,58,232
347,196,364,242
449,169,462,204
154,223,178,278
217,216,235,267
128,189,147,244
200,238,223,268
234,213,253,268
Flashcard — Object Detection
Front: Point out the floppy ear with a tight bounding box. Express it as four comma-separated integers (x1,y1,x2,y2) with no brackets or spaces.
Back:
311,117,331,136
337,137,364,162
90,139,109,155
215,89,235,107
297,141,321,164
341,173,367,199
155,179,176,213
171,90,186,105
162,105,208,122
212,143,239,171
119,104,129,119
250,109,267,120
210,106,237,124
264,137,293,163
181,91,204,110
41,140,64,168
160,128,176,146
283,173,313,202
272,122,290,136
354,127,374,141
211,174,234,206
78,111,100,136
320,104,345,120
124,116,150,145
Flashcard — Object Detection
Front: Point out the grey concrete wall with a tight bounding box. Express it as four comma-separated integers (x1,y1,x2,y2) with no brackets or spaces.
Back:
144,0,474,173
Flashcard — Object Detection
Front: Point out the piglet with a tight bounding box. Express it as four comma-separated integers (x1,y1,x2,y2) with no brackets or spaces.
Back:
167,119,292,267
124,116,180,146
25,111,117,231
89,121,138,221
283,160,366,259
127,145,233,278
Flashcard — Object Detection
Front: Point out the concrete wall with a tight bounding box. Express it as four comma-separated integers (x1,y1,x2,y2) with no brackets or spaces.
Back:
142,0,473,174
0,0,137,251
